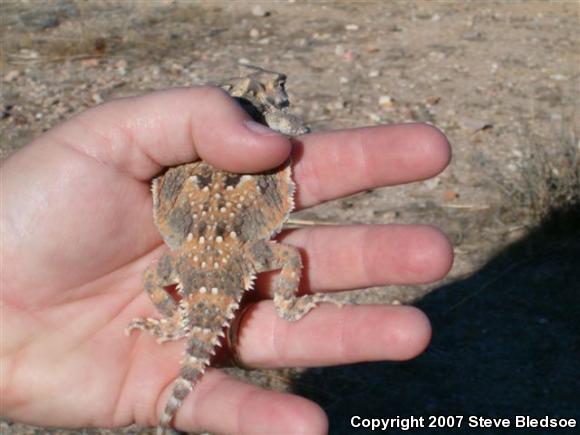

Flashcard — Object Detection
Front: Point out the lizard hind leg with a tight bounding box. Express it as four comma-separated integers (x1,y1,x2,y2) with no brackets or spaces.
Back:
247,240,340,322
126,251,183,341
125,316,190,343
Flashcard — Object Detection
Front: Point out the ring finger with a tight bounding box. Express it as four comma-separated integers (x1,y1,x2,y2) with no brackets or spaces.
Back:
226,302,432,369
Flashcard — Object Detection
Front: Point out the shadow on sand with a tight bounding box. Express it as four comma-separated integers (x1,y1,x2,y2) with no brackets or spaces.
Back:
295,204,580,434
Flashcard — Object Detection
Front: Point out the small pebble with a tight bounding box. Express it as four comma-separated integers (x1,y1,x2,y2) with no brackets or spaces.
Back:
343,50,355,62
550,74,566,81
339,77,349,84
92,93,103,104
462,31,484,41
249,28,260,38
19,49,39,59
368,69,380,78
424,178,439,190
251,5,268,17
115,59,127,75
443,190,459,201
81,58,100,68
345,24,359,31
425,96,441,105
4,70,20,82
378,95,395,109
296,37,309,47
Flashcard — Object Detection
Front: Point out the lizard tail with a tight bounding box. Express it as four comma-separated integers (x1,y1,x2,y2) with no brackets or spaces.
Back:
157,375,197,434
157,328,223,434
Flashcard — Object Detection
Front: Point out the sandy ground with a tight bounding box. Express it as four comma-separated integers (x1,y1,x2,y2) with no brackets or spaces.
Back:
2,1,579,434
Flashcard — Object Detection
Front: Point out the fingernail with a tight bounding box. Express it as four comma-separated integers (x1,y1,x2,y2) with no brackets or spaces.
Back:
244,120,281,137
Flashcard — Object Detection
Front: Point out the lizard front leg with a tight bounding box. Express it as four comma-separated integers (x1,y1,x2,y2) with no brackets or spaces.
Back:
246,240,335,321
126,252,188,342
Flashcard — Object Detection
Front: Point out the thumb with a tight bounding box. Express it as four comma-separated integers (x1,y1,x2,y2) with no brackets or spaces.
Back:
44,86,293,180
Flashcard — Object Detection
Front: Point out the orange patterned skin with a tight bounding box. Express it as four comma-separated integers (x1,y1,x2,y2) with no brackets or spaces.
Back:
126,69,332,434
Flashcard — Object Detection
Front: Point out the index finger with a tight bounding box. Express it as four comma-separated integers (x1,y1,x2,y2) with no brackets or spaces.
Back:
292,123,451,209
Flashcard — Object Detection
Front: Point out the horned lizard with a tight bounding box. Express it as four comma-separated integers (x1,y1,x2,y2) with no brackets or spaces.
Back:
126,67,331,434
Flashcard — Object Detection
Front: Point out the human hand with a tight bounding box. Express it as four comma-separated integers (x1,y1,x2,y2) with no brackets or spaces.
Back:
1,87,452,434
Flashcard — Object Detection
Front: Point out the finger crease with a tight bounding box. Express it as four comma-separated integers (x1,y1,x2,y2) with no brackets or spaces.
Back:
337,304,349,360
359,227,374,285
271,313,289,365
355,131,377,188
295,153,324,207
236,385,261,434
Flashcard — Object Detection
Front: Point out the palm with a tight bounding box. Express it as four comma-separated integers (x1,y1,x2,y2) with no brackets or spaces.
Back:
2,142,172,426
2,88,452,433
